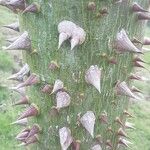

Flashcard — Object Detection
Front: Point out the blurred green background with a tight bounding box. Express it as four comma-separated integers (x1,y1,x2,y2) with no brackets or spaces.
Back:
0,6,150,150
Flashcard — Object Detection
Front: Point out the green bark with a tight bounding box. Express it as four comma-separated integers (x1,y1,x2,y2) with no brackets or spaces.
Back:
3,0,149,149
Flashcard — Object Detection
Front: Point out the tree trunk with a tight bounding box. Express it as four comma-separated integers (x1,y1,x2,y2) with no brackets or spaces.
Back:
1,0,149,149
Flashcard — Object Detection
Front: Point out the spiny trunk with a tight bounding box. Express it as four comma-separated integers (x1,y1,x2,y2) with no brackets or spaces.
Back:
1,0,149,149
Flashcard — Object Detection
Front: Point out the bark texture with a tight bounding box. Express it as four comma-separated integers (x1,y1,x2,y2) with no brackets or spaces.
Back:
20,0,148,149
1,0,149,149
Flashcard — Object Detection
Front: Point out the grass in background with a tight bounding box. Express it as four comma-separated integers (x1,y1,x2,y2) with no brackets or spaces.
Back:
0,86,24,150
127,27,150,150
128,102,150,150
0,51,14,71
0,6,23,150
0,6,18,47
